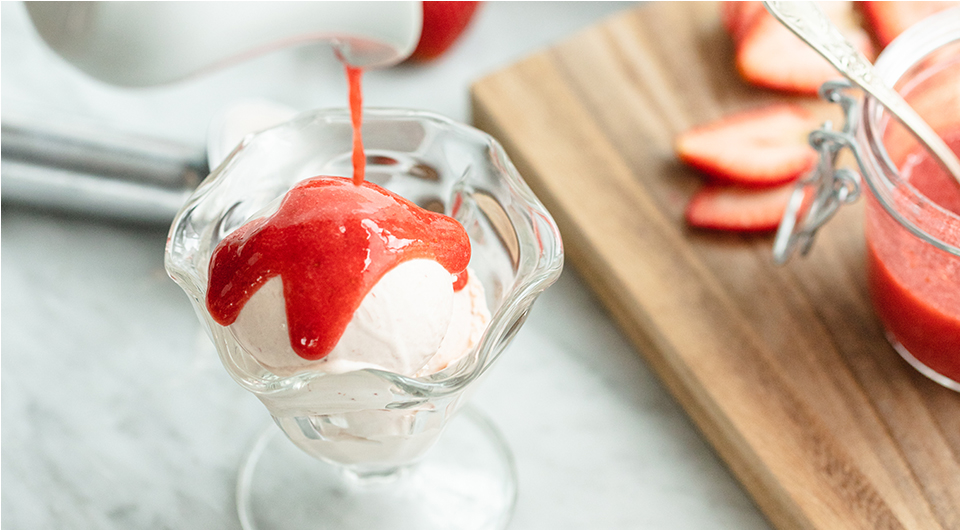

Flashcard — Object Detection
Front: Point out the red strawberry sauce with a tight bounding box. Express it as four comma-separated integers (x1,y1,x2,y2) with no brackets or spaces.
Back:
346,64,365,185
866,130,960,383
206,177,470,361
205,65,470,361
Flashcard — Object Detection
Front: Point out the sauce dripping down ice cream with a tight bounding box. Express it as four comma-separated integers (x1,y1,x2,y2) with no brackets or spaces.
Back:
207,177,471,361
206,64,476,367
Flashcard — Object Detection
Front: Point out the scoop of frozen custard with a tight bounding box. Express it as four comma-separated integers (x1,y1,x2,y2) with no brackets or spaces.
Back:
233,259,478,375
206,176,489,377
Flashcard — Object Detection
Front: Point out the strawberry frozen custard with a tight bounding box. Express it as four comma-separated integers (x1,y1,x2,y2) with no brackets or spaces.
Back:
206,176,489,379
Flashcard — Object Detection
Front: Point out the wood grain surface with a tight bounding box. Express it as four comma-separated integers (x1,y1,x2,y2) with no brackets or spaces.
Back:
470,3,960,529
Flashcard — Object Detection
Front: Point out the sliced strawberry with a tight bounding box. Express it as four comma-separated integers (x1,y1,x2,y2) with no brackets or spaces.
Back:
857,1,960,50
407,1,481,62
685,183,797,233
721,2,766,47
735,1,875,95
720,2,742,35
675,104,818,187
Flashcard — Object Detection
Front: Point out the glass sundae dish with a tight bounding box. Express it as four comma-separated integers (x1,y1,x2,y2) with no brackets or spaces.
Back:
164,108,563,530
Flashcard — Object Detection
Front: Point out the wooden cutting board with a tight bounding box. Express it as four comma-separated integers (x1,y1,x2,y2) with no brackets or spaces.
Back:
471,3,960,529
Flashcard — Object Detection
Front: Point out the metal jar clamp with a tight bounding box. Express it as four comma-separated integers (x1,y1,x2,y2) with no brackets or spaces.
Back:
773,80,864,264
775,78,960,264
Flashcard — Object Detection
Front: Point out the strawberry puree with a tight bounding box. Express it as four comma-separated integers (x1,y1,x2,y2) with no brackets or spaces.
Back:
866,130,960,383
208,63,473,363
346,65,365,185
206,177,471,361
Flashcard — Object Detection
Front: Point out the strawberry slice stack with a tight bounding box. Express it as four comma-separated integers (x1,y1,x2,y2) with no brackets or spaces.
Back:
677,105,818,232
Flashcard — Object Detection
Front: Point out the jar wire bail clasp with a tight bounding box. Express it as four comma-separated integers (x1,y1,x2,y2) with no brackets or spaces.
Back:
773,80,865,264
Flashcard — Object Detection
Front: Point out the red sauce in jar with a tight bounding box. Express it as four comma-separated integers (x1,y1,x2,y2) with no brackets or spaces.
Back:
866,130,960,382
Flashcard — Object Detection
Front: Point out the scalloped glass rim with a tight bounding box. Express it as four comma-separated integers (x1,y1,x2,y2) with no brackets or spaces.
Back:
165,107,564,400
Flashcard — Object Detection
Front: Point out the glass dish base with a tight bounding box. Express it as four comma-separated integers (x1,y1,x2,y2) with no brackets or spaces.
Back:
236,405,518,530
889,333,960,392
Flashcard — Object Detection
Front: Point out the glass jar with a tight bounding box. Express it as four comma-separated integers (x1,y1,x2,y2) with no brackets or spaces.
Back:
775,10,960,390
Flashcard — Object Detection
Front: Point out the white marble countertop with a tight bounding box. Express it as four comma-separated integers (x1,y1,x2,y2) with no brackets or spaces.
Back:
2,2,772,529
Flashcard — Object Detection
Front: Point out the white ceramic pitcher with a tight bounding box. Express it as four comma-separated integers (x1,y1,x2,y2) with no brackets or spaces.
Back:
24,1,422,86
